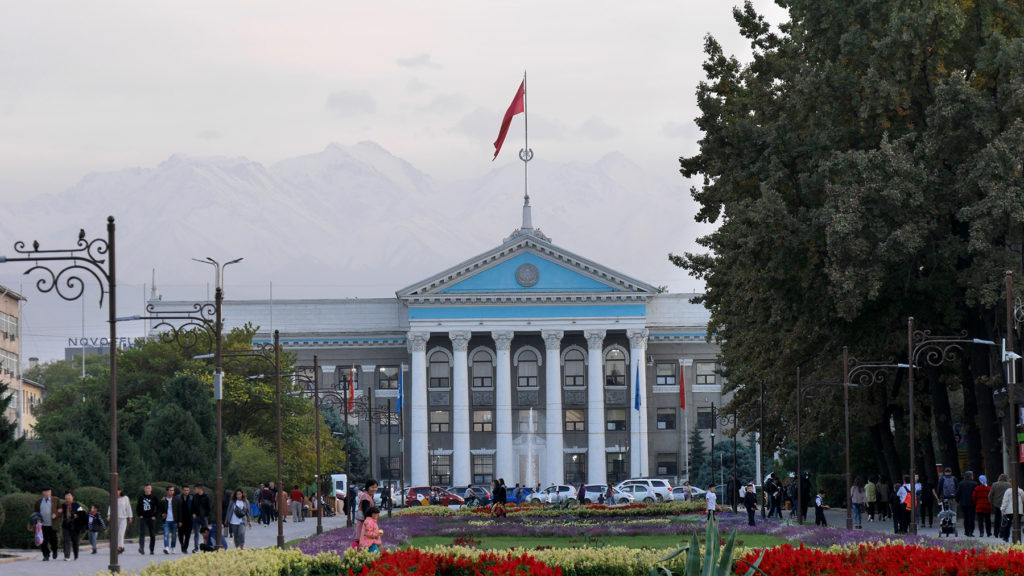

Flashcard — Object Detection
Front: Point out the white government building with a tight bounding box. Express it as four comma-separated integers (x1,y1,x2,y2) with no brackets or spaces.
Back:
151,204,726,489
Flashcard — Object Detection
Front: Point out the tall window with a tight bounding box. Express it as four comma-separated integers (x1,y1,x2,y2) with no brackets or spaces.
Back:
473,410,493,432
430,410,450,433
564,409,585,432
518,410,538,433
472,351,493,388
604,349,625,387
430,454,451,486
517,350,538,387
697,408,713,430
379,407,399,434
381,456,401,480
657,453,678,476
472,455,494,485
656,407,676,430
564,453,586,484
564,349,585,387
656,363,677,385
607,453,628,484
695,362,718,385
378,365,399,390
606,408,626,431
429,351,450,388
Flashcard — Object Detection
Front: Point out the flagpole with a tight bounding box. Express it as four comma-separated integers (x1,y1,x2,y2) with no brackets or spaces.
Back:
519,70,533,229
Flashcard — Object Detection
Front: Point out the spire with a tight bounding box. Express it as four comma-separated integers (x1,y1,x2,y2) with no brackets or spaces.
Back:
150,268,161,301
521,193,533,230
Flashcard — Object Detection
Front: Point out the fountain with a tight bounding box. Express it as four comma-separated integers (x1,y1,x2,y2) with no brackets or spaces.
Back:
526,407,537,488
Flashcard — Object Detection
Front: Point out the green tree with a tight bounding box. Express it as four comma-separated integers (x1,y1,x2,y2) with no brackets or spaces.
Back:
227,433,276,488
688,428,710,489
44,431,107,488
7,449,79,493
139,375,217,486
675,0,1024,485
323,405,367,484
0,378,23,465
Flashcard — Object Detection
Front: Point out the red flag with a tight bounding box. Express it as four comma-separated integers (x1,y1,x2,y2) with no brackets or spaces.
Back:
348,370,355,412
493,80,525,159
679,363,686,409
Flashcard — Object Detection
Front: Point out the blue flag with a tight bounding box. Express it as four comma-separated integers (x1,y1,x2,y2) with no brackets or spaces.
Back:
634,361,641,411
396,368,403,413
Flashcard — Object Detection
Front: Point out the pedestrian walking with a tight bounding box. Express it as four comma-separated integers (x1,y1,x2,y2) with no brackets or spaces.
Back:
865,476,877,522
107,488,132,554
136,483,159,555
290,485,305,522
706,484,717,522
958,471,979,536
917,473,937,528
34,487,58,561
743,483,758,526
814,489,829,526
59,490,86,561
876,475,891,521
86,505,106,555
990,474,1010,539
191,485,210,552
177,485,193,554
158,486,179,554
227,488,253,549
1000,483,1024,542
851,476,866,529
973,475,992,537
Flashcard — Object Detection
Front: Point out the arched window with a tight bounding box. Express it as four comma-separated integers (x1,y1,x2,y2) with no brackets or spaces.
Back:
517,349,538,388
563,349,585,387
604,349,626,387
472,350,493,388
429,351,450,388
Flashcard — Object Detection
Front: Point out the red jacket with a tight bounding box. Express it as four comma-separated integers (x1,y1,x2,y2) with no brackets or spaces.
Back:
973,484,992,514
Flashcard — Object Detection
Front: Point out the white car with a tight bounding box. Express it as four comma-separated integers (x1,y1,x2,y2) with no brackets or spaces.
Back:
580,484,635,504
616,483,656,502
530,484,578,504
615,478,674,501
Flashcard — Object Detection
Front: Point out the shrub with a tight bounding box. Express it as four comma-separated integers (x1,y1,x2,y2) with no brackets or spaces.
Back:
6,450,80,494
0,492,39,549
74,486,111,515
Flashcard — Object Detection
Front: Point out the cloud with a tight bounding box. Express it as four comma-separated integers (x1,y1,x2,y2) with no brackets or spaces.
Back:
662,121,698,139
576,116,619,140
406,77,432,94
325,90,376,116
396,53,442,70
419,93,467,114
197,129,222,141
453,108,498,139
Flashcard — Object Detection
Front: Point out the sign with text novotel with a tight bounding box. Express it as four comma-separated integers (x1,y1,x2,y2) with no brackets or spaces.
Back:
67,337,135,350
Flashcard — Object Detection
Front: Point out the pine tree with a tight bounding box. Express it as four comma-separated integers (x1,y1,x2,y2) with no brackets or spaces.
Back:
0,378,23,463
688,427,709,489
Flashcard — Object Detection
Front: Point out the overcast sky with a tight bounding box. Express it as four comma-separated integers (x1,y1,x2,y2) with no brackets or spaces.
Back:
0,0,786,199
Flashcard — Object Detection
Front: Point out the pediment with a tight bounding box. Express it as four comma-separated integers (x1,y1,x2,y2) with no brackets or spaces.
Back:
397,232,657,304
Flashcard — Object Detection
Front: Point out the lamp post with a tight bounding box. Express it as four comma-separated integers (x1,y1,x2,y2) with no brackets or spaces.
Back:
706,403,735,509
1007,271,1022,542
906,318,996,534
1,218,121,572
286,358,335,535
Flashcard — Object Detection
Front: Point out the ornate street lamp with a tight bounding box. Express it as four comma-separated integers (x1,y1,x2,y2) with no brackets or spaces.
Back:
0,218,123,572
706,402,735,510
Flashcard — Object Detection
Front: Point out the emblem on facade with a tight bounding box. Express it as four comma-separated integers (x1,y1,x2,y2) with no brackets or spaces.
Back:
515,263,539,287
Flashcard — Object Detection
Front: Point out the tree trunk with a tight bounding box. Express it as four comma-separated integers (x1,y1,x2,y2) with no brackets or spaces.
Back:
972,307,1004,480
962,360,984,475
920,400,939,486
928,365,961,477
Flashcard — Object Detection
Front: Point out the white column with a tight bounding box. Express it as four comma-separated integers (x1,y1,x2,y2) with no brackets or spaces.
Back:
629,329,650,477
542,330,564,486
585,329,606,484
493,331,514,482
408,332,430,486
450,331,471,486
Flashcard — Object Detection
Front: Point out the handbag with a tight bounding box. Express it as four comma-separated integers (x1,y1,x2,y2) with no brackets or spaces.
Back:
233,504,246,519
33,521,43,547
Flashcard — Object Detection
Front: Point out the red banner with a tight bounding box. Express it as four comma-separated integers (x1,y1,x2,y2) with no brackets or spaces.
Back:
680,362,686,409
492,80,525,159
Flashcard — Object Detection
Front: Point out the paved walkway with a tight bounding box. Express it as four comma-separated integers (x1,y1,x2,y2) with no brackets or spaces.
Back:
0,513,348,576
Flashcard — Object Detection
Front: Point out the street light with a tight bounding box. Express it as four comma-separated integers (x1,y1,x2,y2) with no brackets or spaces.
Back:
0,218,123,573
906,317,996,535
705,402,735,510
287,358,335,534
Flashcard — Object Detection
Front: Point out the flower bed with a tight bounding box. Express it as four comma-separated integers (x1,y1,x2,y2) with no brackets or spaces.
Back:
737,543,1024,576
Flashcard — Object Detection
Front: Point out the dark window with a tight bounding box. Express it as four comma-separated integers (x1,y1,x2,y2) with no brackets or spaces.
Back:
564,349,585,387
472,351,493,388
429,352,450,388
517,350,538,387
657,454,677,476
472,455,494,485
430,410,450,433
605,349,625,387
430,454,451,487
564,409,585,432
473,410,493,432
606,408,626,431
380,456,401,480
656,363,677,386
564,453,586,484
378,366,399,390
656,407,676,430
518,410,538,433
607,453,628,484
379,408,399,434
697,408,713,430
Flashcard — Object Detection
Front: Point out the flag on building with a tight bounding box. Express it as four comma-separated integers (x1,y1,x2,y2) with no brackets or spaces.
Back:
493,80,525,159
396,369,403,413
679,362,686,409
348,368,355,412
634,361,641,411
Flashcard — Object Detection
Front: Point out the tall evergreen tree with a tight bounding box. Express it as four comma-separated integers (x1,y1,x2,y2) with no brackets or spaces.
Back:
0,378,23,464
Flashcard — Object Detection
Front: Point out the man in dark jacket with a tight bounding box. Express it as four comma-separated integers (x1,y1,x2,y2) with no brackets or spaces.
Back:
191,484,211,552
177,485,193,554
743,483,758,526
136,483,159,555
59,490,87,560
958,470,979,536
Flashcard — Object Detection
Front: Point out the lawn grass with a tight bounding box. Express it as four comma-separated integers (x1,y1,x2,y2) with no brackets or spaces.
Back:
407,533,787,550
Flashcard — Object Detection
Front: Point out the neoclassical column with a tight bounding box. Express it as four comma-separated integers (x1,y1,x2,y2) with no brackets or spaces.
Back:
628,329,650,477
450,330,472,486
493,331,514,482
542,330,564,486
408,332,430,486
585,329,607,484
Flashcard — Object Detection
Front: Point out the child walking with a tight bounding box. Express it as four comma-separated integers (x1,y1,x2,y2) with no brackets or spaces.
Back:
706,485,718,522
815,489,830,526
358,506,383,552
86,505,107,554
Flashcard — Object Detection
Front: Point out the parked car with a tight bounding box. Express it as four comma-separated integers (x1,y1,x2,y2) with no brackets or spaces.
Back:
450,485,492,506
404,486,465,507
616,483,656,502
614,478,673,501
671,485,707,501
530,484,577,504
504,486,534,505
580,484,634,504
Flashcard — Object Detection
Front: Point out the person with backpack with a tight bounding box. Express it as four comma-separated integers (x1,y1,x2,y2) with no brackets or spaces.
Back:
939,467,959,506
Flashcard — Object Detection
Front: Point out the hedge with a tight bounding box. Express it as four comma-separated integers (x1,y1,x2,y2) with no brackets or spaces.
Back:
0,492,39,549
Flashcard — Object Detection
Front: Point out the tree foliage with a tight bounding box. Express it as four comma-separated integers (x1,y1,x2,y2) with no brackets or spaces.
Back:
676,1,1024,484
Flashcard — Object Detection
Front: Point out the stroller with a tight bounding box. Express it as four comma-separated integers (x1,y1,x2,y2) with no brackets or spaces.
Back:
937,499,957,537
